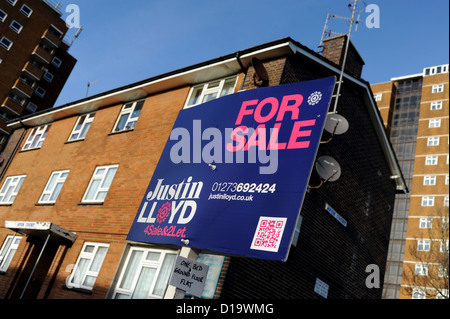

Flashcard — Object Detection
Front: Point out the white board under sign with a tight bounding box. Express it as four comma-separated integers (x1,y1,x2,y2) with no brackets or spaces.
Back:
169,256,209,298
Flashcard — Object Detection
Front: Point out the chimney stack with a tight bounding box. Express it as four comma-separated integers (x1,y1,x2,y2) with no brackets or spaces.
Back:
321,34,365,78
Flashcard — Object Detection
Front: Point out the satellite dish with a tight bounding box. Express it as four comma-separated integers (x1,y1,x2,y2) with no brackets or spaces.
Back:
324,113,349,135
315,156,341,182
252,57,269,86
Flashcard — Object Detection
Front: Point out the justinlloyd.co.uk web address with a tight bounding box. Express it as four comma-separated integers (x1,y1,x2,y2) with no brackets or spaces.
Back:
207,193,254,202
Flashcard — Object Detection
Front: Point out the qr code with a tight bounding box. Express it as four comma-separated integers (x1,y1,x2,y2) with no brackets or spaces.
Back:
250,217,287,252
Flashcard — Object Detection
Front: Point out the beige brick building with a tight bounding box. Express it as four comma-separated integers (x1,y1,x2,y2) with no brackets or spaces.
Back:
372,64,449,299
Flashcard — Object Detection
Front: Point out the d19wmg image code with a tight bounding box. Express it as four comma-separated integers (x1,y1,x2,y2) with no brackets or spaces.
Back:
250,217,287,253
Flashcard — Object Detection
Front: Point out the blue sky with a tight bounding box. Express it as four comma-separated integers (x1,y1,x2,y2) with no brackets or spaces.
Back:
55,0,449,106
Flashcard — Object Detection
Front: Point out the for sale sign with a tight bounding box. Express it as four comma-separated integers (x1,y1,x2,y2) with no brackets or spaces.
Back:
127,77,335,261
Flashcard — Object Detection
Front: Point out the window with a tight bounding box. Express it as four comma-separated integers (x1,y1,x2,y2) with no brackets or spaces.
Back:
429,119,441,128
22,125,51,150
113,100,144,132
39,170,69,204
35,86,46,98
0,36,13,50
431,101,443,110
0,236,22,272
421,196,435,207
9,20,23,33
432,84,444,93
43,71,54,83
6,0,17,6
427,136,440,146
0,175,26,205
51,57,62,68
69,113,96,141
20,4,33,17
415,263,428,275
82,165,118,203
425,155,438,165
185,76,238,108
440,240,449,253
444,196,449,207
412,287,426,299
419,218,432,229
446,175,449,185
112,247,177,299
417,240,431,251
423,176,436,185
26,102,38,113
0,9,7,22
67,242,109,291
373,93,382,101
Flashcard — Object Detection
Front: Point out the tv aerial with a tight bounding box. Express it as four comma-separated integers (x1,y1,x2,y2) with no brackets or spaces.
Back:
318,0,366,114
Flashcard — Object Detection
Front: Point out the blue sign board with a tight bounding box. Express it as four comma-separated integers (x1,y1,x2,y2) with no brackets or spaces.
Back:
127,77,336,261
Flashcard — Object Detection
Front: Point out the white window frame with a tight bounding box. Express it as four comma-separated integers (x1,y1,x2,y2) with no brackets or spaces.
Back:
430,101,443,110
82,165,118,203
0,236,22,272
415,263,428,276
419,218,432,229
0,175,26,205
421,196,435,207
112,247,177,299
20,4,33,17
35,86,46,98
0,36,13,50
412,287,426,299
6,0,17,6
0,9,7,22
43,71,54,83
425,155,438,166
440,240,449,253
429,119,441,128
51,57,62,68
184,76,238,108
423,175,436,186
9,20,23,33
446,175,449,185
417,239,431,252
22,124,51,150
427,136,440,146
432,84,444,93
38,170,69,204
68,112,96,141
444,196,449,207
112,100,144,133
67,242,109,291
373,93,382,101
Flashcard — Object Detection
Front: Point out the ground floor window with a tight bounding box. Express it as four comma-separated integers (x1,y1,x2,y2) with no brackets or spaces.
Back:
0,235,22,272
112,246,177,299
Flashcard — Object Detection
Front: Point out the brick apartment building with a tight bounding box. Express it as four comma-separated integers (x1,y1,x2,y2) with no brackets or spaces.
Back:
0,36,406,299
372,65,449,299
0,0,77,150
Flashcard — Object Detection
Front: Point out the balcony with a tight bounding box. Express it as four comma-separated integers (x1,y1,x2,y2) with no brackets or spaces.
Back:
42,29,62,48
12,79,34,98
32,45,53,65
22,61,45,80
1,97,25,116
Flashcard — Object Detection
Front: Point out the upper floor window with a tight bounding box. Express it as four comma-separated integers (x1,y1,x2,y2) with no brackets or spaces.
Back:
0,36,13,51
9,20,23,33
422,196,435,207
419,218,432,229
6,0,17,6
430,101,443,110
20,4,33,17
51,57,62,68
429,119,441,128
113,100,144,133
0,9,7,22
0,236,22,273
423,176,436,185
22,125,51,151
39,170,69,204
185,76,238,108
432,84,444,93
69,113,96,141
427,136,440,146
373,93,382,101
0,175,26,205
417,239,431,252
82,165,118,203
425,155,438,165
67,242,109,291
